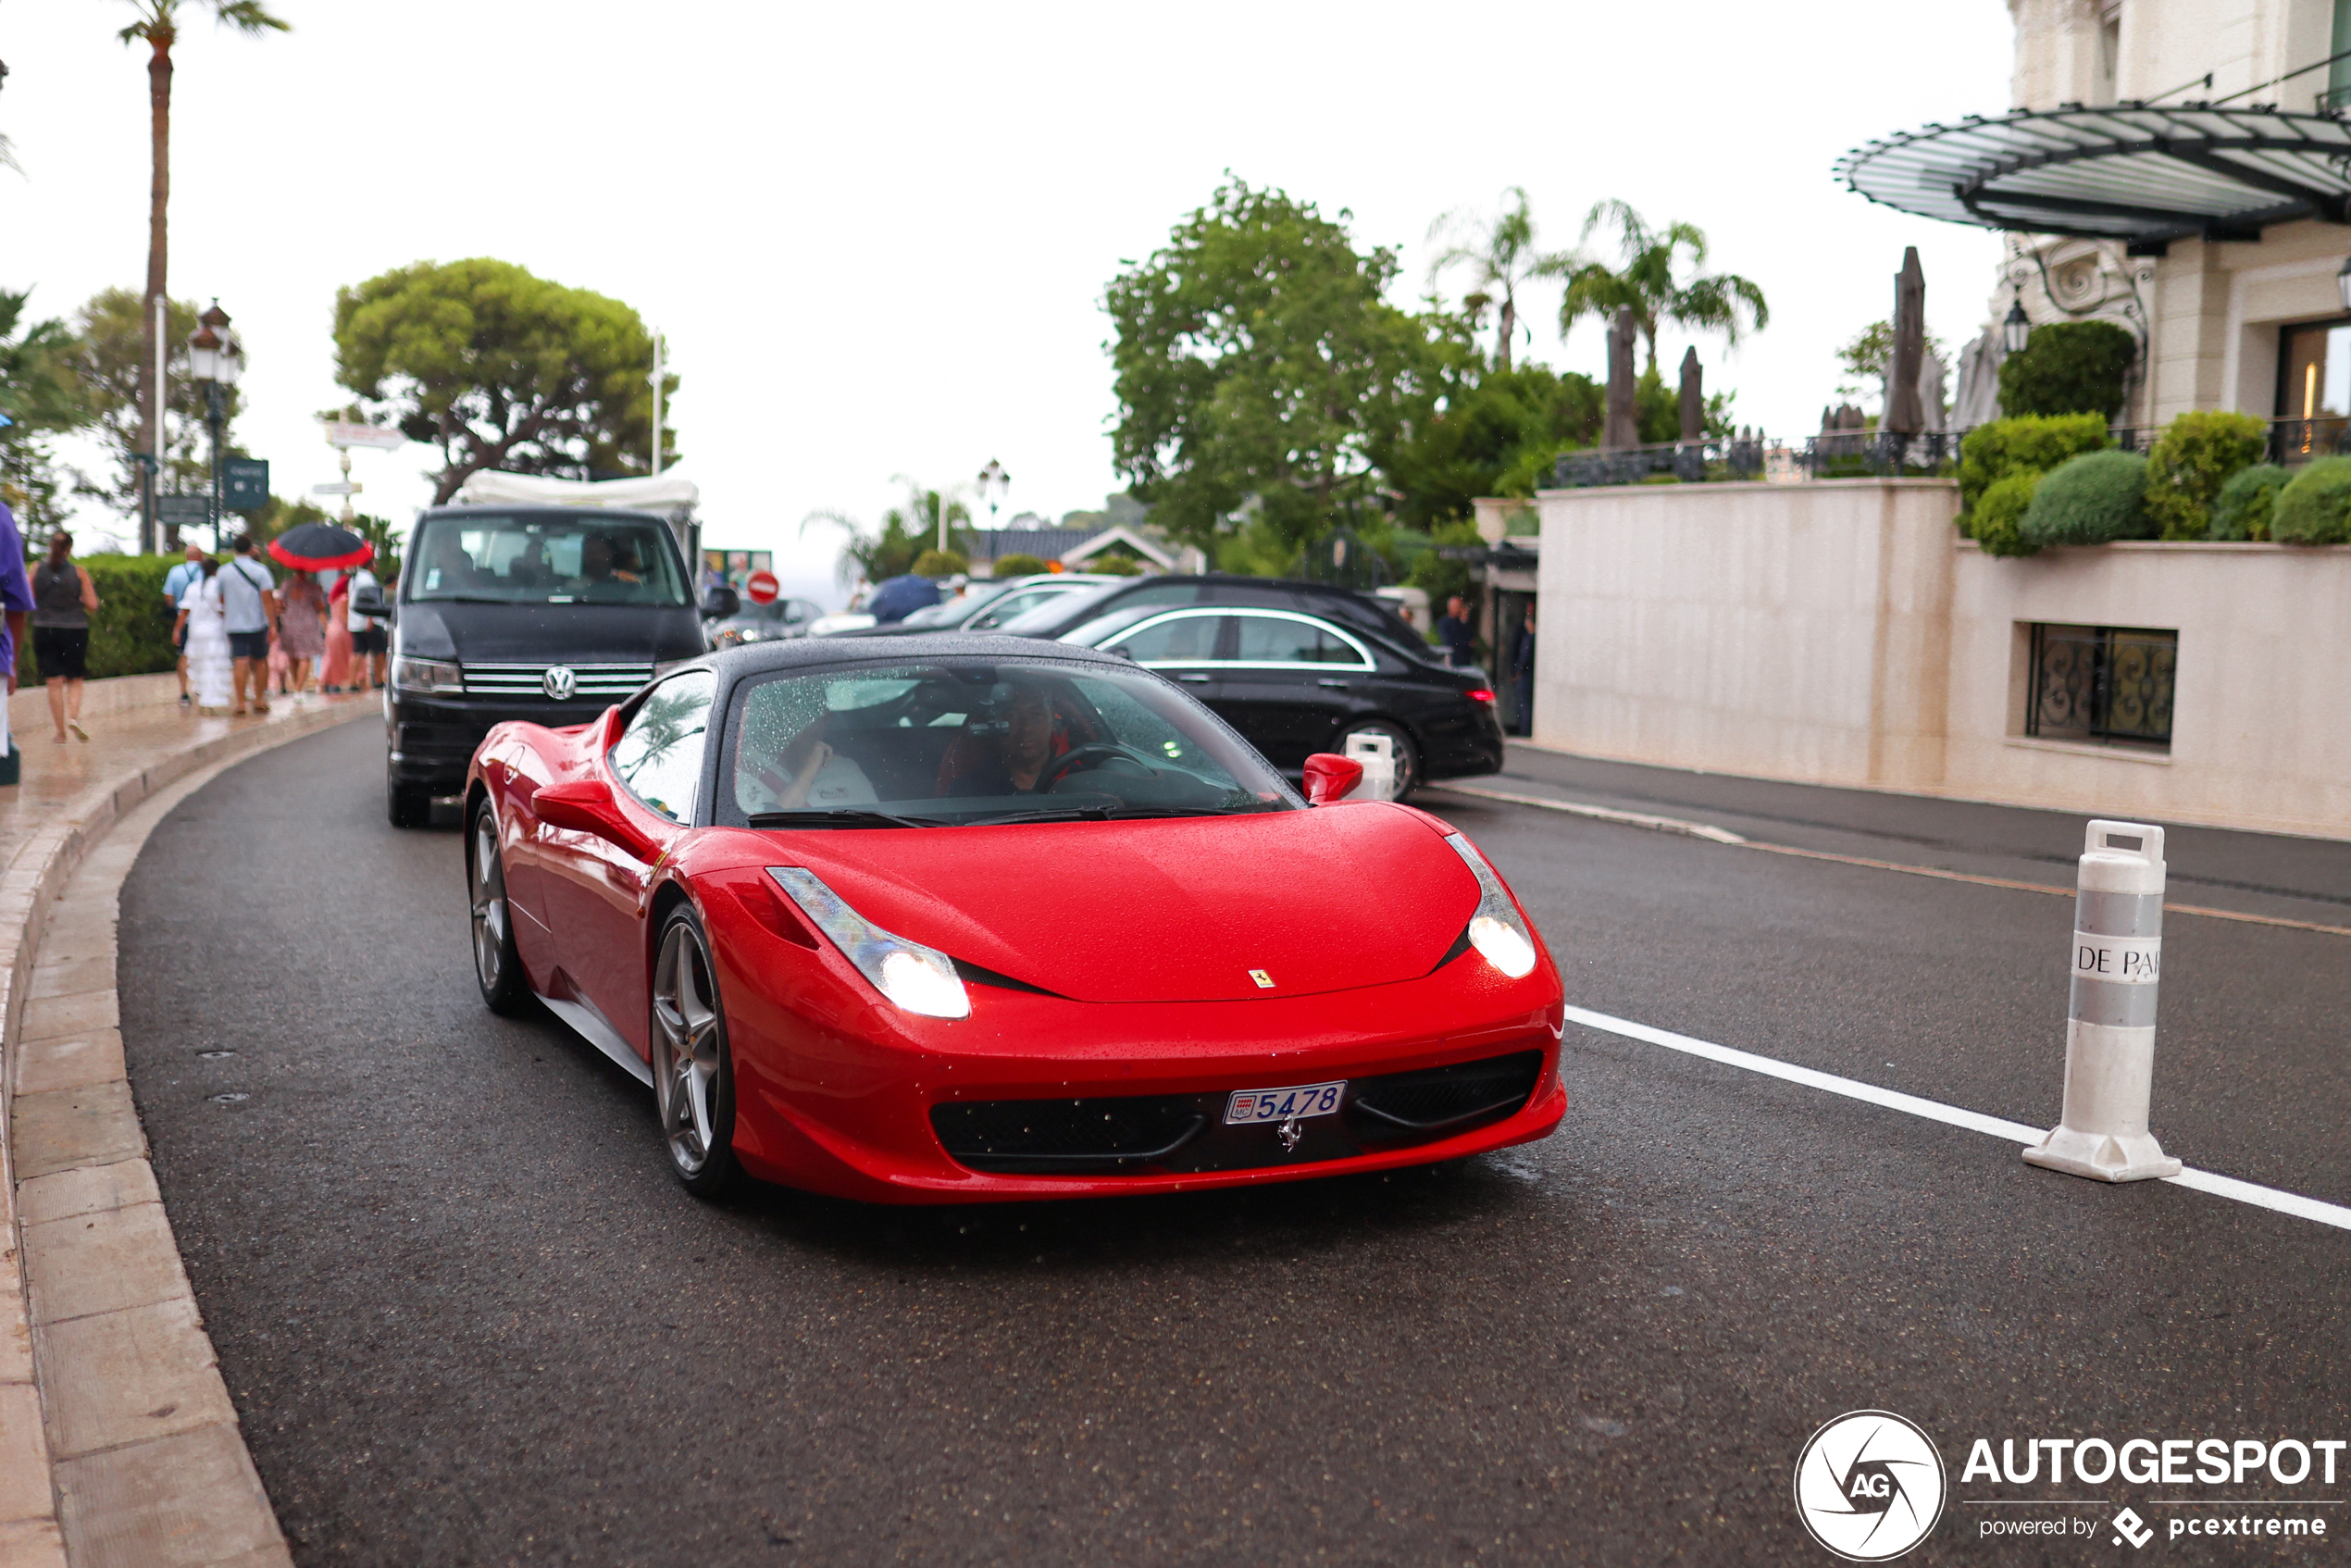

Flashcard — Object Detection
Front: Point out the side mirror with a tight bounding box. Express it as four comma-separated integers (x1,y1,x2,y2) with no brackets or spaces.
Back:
1303,753,1364,805
533,776,658,861
702,586,741,620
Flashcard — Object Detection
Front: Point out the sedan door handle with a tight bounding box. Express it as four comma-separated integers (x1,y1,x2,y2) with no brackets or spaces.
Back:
1176,673,1212,683
1316,678,1352,689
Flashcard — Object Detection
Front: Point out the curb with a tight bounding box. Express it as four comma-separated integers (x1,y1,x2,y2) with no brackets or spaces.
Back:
2,696,372,1568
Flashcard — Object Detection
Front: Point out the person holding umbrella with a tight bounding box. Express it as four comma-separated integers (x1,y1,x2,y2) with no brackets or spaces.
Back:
267,523,376,700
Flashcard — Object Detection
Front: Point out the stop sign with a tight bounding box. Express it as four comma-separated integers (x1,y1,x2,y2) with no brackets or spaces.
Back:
744,570,780,604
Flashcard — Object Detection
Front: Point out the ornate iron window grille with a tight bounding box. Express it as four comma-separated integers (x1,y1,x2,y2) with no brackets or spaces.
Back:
2025,623,2176,749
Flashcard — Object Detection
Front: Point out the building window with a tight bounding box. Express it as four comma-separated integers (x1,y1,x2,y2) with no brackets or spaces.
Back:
2332,0,2351,110
2025,624,2176,750
2275,317,2351,459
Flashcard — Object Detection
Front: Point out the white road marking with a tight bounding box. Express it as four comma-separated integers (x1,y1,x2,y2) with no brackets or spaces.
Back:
1560,1003,2351,1234
1429,783,1748,843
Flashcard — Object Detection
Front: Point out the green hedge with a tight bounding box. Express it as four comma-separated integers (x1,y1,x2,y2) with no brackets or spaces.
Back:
988,553,1048,579
1997,320,2138,420
1957,414,2108,522
2021,450,2154,548
13,553,185,688
2143,410,2267,540
1972,471,2044,557
2210,463,2290,541
2271,456,2351,544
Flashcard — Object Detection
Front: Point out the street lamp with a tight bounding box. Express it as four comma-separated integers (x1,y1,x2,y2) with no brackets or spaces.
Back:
2003,297,2033,355
186,300,242,550
976,458,1010,526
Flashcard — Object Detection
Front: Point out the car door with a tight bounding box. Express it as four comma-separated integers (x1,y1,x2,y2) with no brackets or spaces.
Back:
543,671,714,1052
1099,609,1234,713
1212,611,1377,770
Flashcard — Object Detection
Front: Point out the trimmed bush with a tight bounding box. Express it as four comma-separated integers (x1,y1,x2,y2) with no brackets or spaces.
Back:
2021,450,2154,548
2143,410,2268,540
1087,552,1143,576
988,553,1048,579
2270,456,2351,544
14,552,184,689
1972,470,2044,557
2209,463,2289,541
1997,320,2138,420
1958,414,2108,517
910,547,968,578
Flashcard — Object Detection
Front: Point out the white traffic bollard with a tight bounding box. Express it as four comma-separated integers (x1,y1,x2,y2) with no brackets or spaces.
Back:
1344,732,1398,803
2021,819,2183,1183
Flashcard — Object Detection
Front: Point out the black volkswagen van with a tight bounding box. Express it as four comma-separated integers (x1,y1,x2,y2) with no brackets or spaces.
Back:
384,505,730,826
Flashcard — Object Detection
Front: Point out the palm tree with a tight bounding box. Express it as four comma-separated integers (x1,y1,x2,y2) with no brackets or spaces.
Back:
1427,187,1544,373
111,0,287,547
1543,200,1769,373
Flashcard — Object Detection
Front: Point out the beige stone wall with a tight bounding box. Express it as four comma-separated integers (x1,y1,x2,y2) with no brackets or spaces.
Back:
1532,479,2351,840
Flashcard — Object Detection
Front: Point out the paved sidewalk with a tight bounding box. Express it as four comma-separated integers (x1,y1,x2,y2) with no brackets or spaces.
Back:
0,682,372,1568
1441,742,2351,928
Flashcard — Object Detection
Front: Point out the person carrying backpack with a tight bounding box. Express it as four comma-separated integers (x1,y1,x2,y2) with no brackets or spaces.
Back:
217,535,279,716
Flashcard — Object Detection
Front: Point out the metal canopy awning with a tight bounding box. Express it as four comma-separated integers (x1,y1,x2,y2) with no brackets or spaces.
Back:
1836,105,2351,253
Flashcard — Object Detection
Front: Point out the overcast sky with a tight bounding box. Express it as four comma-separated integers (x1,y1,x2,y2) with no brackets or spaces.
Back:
3,1,2012,604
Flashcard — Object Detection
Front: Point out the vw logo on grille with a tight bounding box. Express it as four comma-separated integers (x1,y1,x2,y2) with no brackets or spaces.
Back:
541,666,578,701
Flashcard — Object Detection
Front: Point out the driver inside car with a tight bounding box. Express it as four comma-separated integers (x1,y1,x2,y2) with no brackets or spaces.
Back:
942,681,1068,796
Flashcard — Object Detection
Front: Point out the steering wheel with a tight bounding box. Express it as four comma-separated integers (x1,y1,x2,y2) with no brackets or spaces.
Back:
1036,741,1156,791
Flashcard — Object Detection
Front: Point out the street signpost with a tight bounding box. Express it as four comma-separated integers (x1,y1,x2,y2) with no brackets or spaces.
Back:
320,421,404,451
745,569,780,604
223,457,269,513
311,482,361,496
156,494,210,548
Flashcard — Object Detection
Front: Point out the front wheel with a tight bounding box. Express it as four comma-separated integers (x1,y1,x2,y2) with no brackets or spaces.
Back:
1337,719,1420,800
468,802,531,1015
652,907,740,1199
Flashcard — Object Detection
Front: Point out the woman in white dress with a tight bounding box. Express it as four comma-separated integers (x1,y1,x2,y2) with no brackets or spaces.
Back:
173,560,233,713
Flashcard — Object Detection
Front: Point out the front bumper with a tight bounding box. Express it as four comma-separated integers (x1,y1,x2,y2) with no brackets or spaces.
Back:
703,877,1567,1202
386,691,617,792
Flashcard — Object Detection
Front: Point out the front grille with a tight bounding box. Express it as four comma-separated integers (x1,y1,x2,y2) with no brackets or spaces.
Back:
931,1047,1546,1176
460,662,653,698
931,1098,1205,1172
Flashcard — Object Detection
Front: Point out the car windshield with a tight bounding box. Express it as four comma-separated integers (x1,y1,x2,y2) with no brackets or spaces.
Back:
990,581,1133,637
407,514,689,606
719,659,1300,827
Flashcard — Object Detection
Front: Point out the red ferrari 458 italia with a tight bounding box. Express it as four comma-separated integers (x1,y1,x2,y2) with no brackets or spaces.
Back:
462,636,1566,1201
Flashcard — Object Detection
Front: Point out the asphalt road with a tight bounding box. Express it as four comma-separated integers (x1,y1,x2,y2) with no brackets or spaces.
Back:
119,720,2351,1566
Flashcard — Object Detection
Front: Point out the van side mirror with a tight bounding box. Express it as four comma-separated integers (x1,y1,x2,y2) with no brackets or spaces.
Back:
1303,753,1364,805
701,586,740,620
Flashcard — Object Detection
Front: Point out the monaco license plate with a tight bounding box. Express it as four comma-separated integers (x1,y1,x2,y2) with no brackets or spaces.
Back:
1225,1079,1347,1126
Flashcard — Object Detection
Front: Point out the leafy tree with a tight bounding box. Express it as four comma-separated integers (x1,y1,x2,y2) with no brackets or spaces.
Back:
332,258,676,504
1379,360,1603,521
1106,178,1440,555
1427,187,1546,372
108,0,288,536
802,482,971,586
911,548,967,578
1544,200,1768,372
1835,318,1951,405
0,289,89,536
62,288,232,514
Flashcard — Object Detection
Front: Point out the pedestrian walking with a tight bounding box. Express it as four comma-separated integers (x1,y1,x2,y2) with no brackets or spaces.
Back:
1510,600,1537,738
0,502,36,784
348,564,388,691
1436,594,1477,669
162,541,206,707
173,559,231,712
322,570,355,691
31,530,99,742
278,569,328,695
217,535,279,716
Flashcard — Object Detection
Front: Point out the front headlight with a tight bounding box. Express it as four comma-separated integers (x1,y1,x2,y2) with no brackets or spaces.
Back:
1444,833,1538,979
391,654,463,694
767,867,970,1019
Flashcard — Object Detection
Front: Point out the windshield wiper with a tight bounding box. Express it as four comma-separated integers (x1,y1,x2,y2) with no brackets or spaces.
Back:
747,809,944,829
966,805,1113,825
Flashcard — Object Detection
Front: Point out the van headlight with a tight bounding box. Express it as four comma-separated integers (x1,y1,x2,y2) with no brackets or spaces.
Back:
766,867,970,1019
1444,833,1538,979
391,655,463,694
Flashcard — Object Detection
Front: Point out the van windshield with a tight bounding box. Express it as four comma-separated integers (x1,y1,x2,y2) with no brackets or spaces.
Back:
407,514,689,606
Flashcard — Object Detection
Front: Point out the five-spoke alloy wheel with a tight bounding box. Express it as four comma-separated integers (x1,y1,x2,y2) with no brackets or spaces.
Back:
468,800,530,1014
652,907,739,1198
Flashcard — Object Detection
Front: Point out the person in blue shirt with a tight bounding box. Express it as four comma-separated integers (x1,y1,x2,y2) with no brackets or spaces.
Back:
0,504,39,781
161,541,207,707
